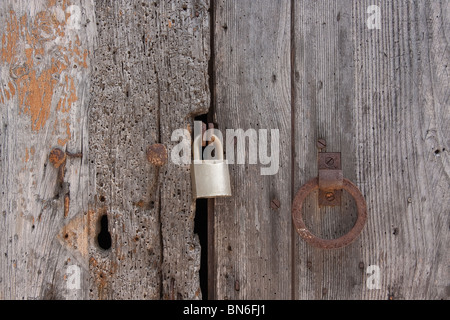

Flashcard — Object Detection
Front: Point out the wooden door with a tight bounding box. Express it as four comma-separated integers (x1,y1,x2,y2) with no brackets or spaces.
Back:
212,0,449,300
0,0,209,300
0,0,448,300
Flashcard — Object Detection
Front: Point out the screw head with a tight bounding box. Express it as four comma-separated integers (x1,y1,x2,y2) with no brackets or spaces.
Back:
325,157,335,168
270,198,280,210
317,139,326,150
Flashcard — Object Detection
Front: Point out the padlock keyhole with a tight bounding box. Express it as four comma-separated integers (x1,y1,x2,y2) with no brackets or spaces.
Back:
97,214,112,250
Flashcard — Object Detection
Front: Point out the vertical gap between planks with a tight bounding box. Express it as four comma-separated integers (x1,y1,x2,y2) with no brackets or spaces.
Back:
207,198,215,300
290,0,296,301
207,0,216,300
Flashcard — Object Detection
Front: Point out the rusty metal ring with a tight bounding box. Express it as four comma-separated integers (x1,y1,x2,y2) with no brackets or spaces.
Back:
292,177,367,249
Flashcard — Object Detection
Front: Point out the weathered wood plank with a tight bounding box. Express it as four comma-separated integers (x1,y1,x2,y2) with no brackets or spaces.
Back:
1,0,447,301
0,0,95,299
213,0,292,299
87,0,209,300
352,0,449,300
293,0,449,300
293,0,362,300
1,0,209,300
156,0,210,300
88,0,164,300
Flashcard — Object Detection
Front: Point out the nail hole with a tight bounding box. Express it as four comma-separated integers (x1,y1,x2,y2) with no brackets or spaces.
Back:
97,215,112,250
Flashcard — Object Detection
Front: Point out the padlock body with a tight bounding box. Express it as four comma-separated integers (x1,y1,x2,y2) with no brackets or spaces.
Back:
191,160,232,199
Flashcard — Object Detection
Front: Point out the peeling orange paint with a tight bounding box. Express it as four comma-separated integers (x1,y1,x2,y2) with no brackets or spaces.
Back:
23,147,35,163
1,4,88,148
7,82,15,97
1,11,19,64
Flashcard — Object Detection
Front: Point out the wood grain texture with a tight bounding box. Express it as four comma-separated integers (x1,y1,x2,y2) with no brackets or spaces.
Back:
0,0,95,299
293,0,363,300
156,0,210,300
0,0,209,300
88,0,164,300
213,0,449,300
213,0,292,299
293,0,449,300
351,0,449,300
87,0,210,300
0,0,447,301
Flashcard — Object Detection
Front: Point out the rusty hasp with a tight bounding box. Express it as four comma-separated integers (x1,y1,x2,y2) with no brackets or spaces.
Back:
318,152,342,207
291,140,368,249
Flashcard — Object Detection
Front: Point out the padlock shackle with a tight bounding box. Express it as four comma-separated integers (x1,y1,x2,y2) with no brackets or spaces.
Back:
193,134,224,161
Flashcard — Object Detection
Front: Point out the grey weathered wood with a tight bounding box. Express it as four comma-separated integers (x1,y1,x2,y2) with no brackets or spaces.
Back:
0,0,209,300
0,0,95,299
353,0,449,299
213,0,292,299
1,0,447,301
293,0,363,300
293,0,449,300
213,0,449,300
88,0,164,300
155,0,210,300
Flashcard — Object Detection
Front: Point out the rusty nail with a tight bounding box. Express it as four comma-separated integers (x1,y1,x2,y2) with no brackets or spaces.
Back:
359,262,365,270
325,192,335,202
66,150,83,158
270,198,280,210
234,280,240,292
64,193,70,218
49,148,67,169
317,139,326,150
147,144,168,166
306,260,312,270
322,288,328,296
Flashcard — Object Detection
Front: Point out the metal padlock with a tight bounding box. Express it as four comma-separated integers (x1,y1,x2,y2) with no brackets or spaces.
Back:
190,133,232,199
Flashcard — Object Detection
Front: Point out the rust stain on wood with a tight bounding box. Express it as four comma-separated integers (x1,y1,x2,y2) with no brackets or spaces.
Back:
0,2,86,145
49,147,67,168
147,144,168,167
57,211,89,261
64,193,70,218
